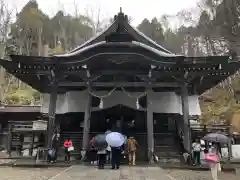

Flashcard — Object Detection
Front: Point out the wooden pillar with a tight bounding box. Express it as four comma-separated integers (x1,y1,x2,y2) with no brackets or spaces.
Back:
81,83,92,160
227,126,232,160
180,83,191,153
47,76,58,149
29,132,35,156
146,88,154,164
7,123,12,157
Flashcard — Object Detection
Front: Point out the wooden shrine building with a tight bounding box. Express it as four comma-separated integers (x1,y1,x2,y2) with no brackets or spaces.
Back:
0,10,240,162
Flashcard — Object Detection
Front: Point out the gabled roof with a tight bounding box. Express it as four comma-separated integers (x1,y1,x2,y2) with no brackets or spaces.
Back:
0,9,239,95
68,9,173,55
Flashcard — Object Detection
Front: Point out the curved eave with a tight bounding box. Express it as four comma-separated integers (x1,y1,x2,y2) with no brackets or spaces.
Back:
10,55,57,63
190,62,240,94
61,12,174,56
55,41,183,65
67,20,117,54
123,20,174,54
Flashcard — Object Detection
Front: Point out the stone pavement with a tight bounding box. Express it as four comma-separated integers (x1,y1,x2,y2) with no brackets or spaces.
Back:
0,165,238,180
50,165,174,180
46,165,240,180
0,167,65,180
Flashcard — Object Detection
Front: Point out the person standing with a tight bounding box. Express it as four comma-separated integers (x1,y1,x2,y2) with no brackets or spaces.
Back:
192,139,201,166
97,147,107,169
106,144,111,163
127,136,138,165
63,138,73,163
89,145,97,165
205,143,221,180
111,146,122,169
52,129,60,162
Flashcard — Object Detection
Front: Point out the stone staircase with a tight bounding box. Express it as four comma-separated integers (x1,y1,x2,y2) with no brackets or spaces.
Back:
154,133,181,164
60,131,181,163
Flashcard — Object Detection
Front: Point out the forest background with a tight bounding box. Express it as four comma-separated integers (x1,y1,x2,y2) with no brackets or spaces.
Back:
0,0,239,125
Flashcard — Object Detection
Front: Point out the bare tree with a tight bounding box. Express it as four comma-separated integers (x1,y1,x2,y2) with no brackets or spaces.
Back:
84,5,109,35
0,0,13,104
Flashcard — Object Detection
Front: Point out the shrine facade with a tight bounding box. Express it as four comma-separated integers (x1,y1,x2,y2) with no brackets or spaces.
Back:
0,10,239,162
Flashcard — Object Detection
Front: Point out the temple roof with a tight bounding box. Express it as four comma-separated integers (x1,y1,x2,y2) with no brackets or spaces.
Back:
0,9,240,94
67,9,173,55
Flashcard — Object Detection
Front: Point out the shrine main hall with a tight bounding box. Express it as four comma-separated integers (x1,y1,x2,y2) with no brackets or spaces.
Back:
0,10,239,162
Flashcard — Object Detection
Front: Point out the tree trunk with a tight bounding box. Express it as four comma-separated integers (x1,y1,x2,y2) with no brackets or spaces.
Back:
0,43,6,104
37,28,43,56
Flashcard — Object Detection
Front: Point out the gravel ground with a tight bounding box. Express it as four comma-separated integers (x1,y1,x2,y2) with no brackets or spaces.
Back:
0,165,238,180
0,167,66,180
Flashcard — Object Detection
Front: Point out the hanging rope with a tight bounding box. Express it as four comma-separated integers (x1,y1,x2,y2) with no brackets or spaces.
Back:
120,86,147,109
88,87,117,98
120,86,147,99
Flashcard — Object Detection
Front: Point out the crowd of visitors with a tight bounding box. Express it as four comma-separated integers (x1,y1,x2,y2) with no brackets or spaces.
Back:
88,135,138,169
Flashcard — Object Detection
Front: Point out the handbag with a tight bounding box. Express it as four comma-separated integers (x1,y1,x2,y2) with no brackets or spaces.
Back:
68,146,74,152
205,152,218,162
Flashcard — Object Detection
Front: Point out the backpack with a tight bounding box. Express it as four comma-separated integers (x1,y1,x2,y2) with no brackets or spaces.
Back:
48,149,56,158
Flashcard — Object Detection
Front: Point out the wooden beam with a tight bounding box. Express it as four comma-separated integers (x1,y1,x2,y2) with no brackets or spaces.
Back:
7,68,235,77
56,81,180,87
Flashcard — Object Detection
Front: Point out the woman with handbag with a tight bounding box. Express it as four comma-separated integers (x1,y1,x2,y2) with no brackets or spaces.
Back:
63,138,73,163
204,143,221,180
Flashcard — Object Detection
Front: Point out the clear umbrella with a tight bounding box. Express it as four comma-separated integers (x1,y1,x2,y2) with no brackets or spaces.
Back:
106,132,125,147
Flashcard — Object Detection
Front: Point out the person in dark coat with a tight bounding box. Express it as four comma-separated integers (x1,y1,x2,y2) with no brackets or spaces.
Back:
111,146,122,169
52,126,60,162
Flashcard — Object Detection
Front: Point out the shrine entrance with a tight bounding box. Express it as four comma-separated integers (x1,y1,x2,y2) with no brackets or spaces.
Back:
1,9,239,163
91,104,146,136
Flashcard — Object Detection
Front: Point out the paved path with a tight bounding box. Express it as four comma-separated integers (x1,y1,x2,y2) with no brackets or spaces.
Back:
0,167,65,180
50,165,240,180
0,165,238,180
50,165,174,180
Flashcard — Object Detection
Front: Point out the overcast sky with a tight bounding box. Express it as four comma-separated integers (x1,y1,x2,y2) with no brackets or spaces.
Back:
6,0,200,27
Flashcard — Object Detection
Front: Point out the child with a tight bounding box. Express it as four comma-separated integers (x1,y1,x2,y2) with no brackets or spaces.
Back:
89,145,97,165
97,147,107,169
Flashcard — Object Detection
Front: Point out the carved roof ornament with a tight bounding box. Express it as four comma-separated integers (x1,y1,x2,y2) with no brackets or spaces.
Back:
114,7,128,23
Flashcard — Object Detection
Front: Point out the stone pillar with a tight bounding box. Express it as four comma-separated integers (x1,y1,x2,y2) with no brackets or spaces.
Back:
81,83,92,160
147,88,154,164
180,83,191,153
47,76,58,149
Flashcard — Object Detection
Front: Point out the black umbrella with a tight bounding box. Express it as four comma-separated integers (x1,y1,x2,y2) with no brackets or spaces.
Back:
92,134,107,148
202,132,229,144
